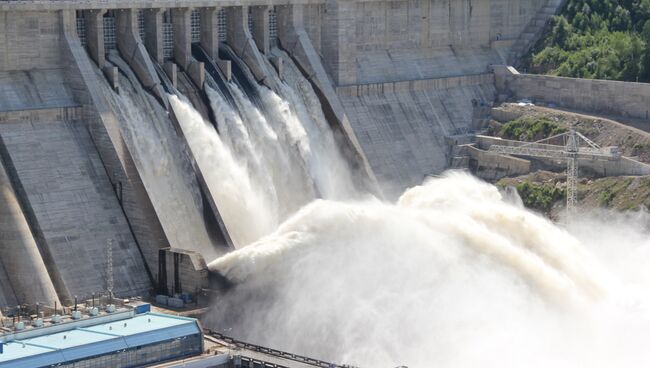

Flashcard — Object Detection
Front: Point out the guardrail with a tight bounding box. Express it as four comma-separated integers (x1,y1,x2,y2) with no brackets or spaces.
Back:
205,330,359,368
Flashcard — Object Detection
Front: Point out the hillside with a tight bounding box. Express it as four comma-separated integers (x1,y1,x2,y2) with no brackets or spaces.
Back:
498,171,650,218
487,104,650,216
489,103,650,164
523,0,650,82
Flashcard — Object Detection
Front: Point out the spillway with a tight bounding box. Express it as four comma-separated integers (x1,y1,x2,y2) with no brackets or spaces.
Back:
0,3,647,367
99,52,218,259
170,46,361,247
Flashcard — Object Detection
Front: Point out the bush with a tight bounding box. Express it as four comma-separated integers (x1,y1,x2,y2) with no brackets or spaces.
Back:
498,117,567,141
515,181,565,213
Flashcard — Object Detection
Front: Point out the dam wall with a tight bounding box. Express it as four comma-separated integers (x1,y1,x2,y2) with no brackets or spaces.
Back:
0,0,563,305
494,65,650,122
316,0,548,86
312,0,555,194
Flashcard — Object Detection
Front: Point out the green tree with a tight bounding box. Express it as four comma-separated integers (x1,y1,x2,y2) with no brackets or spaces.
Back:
526,0,650,83
641,20,650,81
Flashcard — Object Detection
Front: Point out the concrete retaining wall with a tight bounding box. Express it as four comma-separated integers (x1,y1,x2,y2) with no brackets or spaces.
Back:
465,144,531,181
494,65,650,121
476,135,650,177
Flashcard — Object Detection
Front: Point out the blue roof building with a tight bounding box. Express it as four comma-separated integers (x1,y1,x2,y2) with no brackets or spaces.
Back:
0,311,203,368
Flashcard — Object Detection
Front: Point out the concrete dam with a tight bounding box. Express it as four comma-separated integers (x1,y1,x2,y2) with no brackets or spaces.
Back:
13,0,650,367
0,0,560,308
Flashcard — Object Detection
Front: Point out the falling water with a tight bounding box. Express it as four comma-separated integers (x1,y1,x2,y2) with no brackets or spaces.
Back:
206,172,650,367
144,47,650,367
169,94,277,247
172,49,359,247
99,54,216,258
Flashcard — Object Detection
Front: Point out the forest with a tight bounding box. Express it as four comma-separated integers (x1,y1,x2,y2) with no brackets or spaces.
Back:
524,0,650,82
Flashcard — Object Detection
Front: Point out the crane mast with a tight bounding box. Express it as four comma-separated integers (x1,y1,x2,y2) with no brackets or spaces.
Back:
488,127,620,216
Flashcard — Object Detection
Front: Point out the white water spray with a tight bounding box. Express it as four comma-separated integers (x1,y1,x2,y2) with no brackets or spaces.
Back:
194,52,360,246
99,55,215,257
169,94,277,246
207,172,650,367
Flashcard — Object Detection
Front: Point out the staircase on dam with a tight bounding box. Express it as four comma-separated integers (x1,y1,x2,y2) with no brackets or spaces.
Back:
508,0,566,66
0,100,151,301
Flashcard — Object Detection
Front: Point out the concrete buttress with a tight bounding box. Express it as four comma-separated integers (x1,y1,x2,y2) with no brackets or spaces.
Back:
0,160,60,306
200,7,232,81
171,8,192,70
226,6,277,90
115,8,167,108
250,6,270,55
83,9,107,68
276,4,381,196
143,8,165,64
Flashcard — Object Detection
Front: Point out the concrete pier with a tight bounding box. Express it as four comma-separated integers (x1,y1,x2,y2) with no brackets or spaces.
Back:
61,10,168,294
226,5,275,88
250,6,270,54
84,9,107,68
116,8,167,106
199,7,221,60
171,8,193,70
143,8,165,64
199,6,233,80
321,0,357,86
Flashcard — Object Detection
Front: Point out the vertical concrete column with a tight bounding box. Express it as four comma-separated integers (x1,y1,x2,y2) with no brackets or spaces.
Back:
84,9,107,68
322,0,357,85
277,5,303,48
143,8,165,63
116,9,167,107
200,7,232,81
171,8,192,70
250,6,270,54
116,8,141,47
200,7,221,60
0,162,60,306
225,5,275,87
225,6,249,56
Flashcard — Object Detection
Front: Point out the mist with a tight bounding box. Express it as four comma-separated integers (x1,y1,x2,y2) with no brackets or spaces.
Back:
206,172,650,367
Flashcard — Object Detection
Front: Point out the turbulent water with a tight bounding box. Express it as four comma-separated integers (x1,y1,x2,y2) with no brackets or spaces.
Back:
99,54,216,258
169,93,275,246
114,47,650,367
171,49,358,247
206,172,650,367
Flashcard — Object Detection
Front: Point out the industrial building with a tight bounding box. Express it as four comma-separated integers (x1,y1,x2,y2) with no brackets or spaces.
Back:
0,308,203,368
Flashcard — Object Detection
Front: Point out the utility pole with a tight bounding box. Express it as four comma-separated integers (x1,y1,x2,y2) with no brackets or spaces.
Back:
107,239,114,302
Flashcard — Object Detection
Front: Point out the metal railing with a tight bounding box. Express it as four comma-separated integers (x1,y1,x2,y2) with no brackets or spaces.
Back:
205,330,356,368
